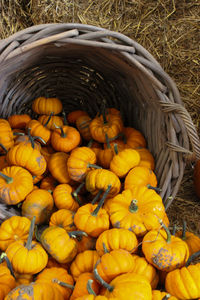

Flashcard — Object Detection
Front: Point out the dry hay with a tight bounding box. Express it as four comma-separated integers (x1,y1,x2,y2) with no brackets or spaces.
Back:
1,0,200,233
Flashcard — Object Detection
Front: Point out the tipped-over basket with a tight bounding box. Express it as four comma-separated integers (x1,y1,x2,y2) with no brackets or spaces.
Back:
0,23,199,213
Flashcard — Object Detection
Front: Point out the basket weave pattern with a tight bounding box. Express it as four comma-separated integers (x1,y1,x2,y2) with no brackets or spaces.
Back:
0,23,199,209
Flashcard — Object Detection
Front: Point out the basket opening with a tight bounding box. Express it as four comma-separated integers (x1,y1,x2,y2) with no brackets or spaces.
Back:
0,43,182,203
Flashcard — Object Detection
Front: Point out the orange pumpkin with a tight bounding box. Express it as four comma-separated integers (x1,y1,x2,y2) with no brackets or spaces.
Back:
8,114,31,129
152,290,178,299
38,114,64,130
48,152,71,183
76,115,93,141
53,184,79,211
51,125,81,152
27,119,51,144
49,209,76,231
0,119,14,152
0,166,33,205
32,96,63,115
0,265,16,300
136,148,155,170
67,110,88,124
40,175,57,192
122,127,146,148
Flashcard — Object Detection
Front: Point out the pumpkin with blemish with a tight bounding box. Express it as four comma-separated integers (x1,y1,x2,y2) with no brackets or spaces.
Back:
6,144,46,176
49,209,76,231
142,221,189,272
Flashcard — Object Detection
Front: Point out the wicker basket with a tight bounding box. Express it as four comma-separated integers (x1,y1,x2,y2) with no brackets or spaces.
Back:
0,23,200,211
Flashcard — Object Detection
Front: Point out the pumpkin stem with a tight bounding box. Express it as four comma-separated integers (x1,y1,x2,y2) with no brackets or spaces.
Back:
87,279,96,296
129,200,138,213
0,172,13,184
162,295,171,300
91,185,112,216
27,128,35,149
171,224,177,236
113,143,118,155
91,189,103,205
185,250,200,267
87,163,102,169
181,220,187,240
94,261,114,292
44,112,53,127
62,111,68,125
105,134,111,149
13,131,25,136
52,278,74,289
68,231,88,239
72,182,85,206
54,124,66,138
103,242,109,253
159,219,171,244
100,100,108,124
26,216,36,250
146,184,162,193
32,136,46,145
0,143,8,153
0,253,15,278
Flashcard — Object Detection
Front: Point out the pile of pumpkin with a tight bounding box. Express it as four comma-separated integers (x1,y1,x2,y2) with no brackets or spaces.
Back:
0,96,200,299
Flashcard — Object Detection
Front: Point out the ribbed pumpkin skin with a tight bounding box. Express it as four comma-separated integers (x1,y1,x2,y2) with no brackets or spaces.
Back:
36,267,74,299
70,250,100,280
85,169,121,197
176,230,200,256
22,189,54,225
101,272,152,300
107,187,165,236
38,115,64,130
5,282,64,300
131,255,159,289
96,228,138,256
76,235,96,253
15,273,33,286
40,226,77,264
8,114,31,129
6,144,47,176
6,240,48,274
48,152,71,184
89,114,123,143
110,149,140,178
0,119,14,151
70,272,100,300
76,115,92,141
32,97,63,115
152,290,178,299
124,166,157,190
27,119,52,144
123,127,146,148
142,229,189,272
51,126,81,153
49,209,76,231
136,148,155,170
74,204,110,238
0,216,31,251
0,265,16,300
67,147,97,182
53,184,79,211
165,264,200,299
0,166,33,205
97,249,136,283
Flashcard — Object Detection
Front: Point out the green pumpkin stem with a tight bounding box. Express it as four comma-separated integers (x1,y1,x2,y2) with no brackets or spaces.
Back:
68,231,88,239
113,143,118,155
162,295,171,300
87,279,96,296
146,184,162,193
62,111,68,125
88,163,102,169
54,124,66,138
0,143,8,153
0,253,16,278
159,220,171,244
44,112,53,127
105,134,111,149
72,182,85,206
26,216,36,250
129,200,138,213
91,189,103,205
171,224,177,236
182,220,187,240
91,185,112,216
185,250,200,267
0,172,13,184
103,242,109,253
52,278,74,289
32,136,46,145
27,128,35,148
94,261,114,292
13,132,25,136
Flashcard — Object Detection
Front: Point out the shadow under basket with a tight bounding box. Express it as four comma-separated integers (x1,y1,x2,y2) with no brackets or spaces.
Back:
0,23,200,212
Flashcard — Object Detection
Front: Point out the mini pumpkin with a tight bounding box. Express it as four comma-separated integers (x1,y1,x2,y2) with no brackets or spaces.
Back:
27,119,52,144
38,114,64,130
67,110,88,124
53,183,79,211
0,119,14,151
0,166,33,205
49,209,76,231
76,115,93,141
0,265,16,300
32,96,63,115
5,216,48,274
48,152,71,183
136,147,155,170
51,125,81,152
122,127,146,149
152,290,177,300
8,114,31,129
